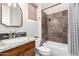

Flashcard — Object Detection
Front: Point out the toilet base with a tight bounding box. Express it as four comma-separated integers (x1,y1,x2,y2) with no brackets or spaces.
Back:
38,52,51,56
36,46,51,56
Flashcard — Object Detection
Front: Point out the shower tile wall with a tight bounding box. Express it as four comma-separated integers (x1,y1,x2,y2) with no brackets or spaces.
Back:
42,11,48,43
47,10,68,44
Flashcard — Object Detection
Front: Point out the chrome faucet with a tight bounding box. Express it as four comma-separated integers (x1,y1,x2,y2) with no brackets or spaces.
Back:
13,30,17,38
9,31,12,39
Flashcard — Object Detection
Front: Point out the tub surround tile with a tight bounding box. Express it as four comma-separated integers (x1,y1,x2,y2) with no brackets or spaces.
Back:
47,10,68,44
42,10,68,44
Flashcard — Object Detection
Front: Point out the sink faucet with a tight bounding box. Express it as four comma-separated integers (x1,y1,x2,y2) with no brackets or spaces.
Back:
13,30,17,38
9,31,12,39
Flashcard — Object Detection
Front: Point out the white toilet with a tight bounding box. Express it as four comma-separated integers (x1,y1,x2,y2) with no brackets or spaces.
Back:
35,39,51,56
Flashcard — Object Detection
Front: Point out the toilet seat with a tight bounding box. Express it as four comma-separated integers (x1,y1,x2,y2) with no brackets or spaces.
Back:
37,46,51,56
38,46,50,52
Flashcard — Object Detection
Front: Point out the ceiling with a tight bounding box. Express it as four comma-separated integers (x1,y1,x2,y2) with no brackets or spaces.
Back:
41,3,68,15
41,3,58,10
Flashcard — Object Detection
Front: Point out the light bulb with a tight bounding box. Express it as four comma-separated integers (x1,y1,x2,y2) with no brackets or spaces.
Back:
13,3,16,7
8,3,12,7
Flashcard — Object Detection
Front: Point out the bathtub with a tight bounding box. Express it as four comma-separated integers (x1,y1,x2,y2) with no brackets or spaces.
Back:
43,41,70,56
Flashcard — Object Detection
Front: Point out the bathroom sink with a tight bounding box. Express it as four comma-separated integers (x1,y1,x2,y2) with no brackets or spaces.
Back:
0,37,35,52
1,37,29,44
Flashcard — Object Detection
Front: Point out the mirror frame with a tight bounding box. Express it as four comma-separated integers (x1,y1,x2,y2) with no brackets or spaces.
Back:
1,3,23,27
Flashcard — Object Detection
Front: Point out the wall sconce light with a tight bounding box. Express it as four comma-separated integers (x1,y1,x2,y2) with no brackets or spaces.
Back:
8,3,12,7
7,3,16,7
13,3,16,7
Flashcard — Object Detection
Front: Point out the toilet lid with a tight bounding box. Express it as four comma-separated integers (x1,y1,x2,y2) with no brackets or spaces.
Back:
38,46,50,52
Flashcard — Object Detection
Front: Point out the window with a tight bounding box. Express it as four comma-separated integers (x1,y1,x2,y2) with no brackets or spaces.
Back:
28,3,37,21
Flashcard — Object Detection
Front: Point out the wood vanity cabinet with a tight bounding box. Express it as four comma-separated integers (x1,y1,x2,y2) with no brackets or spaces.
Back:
0,41,35,56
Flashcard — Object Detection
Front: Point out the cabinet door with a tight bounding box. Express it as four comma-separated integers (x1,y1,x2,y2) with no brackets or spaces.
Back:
21,48,35,56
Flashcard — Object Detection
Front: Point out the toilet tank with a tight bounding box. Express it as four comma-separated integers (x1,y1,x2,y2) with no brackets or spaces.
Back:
35,39,41,48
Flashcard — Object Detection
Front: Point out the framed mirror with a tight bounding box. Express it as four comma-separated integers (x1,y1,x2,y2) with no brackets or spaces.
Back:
1,3,23,27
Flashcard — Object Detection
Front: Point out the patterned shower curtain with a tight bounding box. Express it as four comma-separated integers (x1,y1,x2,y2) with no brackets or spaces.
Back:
68,3,79,56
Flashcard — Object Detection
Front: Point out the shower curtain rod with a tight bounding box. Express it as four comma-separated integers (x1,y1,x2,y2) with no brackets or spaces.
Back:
42,3,61,11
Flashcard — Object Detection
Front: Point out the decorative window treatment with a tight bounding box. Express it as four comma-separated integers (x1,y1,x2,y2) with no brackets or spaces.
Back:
68,3,79,56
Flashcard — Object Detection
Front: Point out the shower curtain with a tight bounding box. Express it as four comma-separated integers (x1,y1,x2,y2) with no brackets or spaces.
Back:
68,3,79,56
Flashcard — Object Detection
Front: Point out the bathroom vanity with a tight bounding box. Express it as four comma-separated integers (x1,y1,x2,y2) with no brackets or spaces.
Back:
0,32,35,56
0,41,35,56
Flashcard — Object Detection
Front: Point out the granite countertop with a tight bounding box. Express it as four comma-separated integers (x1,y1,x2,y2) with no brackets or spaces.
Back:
0,37,35,52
